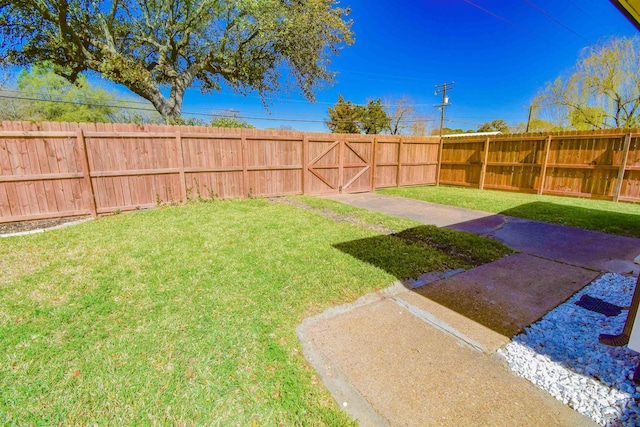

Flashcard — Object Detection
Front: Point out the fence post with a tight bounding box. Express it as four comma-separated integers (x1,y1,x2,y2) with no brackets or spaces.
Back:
613,133,632,202
435,136,443,186
370,136,377,191
76,129,97,218
396,137,403,187
241,133,249,198
479,137,490,190
538,135,552,195
302,134,307,195
175,130,187,202
338,139,344,193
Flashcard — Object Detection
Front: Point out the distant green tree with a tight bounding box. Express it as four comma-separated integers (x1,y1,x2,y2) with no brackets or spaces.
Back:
357,99,390,134
512,118,564,133
13,64,115,122
430,127,474,136
477,119,509,133
326,94,360,133
170,116,207,126
327,95,391,134
0,64,162,123
210,116,255,129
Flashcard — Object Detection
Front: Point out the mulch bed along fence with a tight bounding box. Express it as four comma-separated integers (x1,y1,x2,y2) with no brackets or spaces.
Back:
1,122,639,224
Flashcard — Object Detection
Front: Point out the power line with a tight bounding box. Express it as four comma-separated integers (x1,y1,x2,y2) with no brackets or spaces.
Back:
332,68,433,83
1,87,448,119
461,0,562,48
0,88,155,107
1,88,329,117
445,118,482,127
0,92,446,125
564,0,599,24
462,0,549,42
521,0,592,43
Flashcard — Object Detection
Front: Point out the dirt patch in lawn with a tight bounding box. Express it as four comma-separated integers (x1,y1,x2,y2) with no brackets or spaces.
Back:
270,197,394,234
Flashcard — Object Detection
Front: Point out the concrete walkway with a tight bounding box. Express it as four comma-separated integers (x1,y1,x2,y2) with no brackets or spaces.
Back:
296,192,640,426
322,192,640,275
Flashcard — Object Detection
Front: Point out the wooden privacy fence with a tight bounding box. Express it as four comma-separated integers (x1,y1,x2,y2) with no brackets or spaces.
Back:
0,122,439,223
3,122,640,224
440,129,640,203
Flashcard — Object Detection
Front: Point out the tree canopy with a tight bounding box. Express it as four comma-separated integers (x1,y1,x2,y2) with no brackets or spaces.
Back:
0,0,354,121
357,99,389,134
326,94,361,133
0,64,161,123
19,65,115,122
0,64,115,122
533,36,640,129
326,95,391,134
210,111,255,128
477,119,510,133
430,127,475,136
512,118,563,133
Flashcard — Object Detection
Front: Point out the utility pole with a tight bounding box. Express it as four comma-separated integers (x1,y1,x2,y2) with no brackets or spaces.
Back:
525,103,537,133
434,82,454,186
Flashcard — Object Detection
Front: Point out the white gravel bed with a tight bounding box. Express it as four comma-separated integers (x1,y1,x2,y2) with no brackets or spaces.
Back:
498,273,640,426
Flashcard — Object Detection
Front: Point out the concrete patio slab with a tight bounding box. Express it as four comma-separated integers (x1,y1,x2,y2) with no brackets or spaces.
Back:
299,192,636,425
413,253,601,337
395,290,510,354
299,293,596,427
479,216,640,275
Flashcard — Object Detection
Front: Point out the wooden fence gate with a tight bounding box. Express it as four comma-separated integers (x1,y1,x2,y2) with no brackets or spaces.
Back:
305,136,373,194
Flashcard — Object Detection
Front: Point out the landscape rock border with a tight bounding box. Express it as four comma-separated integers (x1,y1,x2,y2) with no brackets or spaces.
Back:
499,273,640,426
0,216,93,237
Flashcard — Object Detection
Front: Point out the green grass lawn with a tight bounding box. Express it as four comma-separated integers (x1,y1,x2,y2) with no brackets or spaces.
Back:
0,198,509,426
378,186,640,239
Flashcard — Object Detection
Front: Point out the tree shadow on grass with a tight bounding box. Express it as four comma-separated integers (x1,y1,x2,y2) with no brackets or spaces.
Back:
332,225,512,282
333,225,522,337
332,231,457,282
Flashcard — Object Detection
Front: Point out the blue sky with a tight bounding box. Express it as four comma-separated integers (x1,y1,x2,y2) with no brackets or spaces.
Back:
71,1,640,131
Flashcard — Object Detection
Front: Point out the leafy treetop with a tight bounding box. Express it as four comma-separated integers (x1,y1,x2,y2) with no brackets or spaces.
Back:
326,95,391,134
477,119,510,133
0,0,354,121
534,36,640,129
3,63,115,122
326,94,360,133
356,99,390,134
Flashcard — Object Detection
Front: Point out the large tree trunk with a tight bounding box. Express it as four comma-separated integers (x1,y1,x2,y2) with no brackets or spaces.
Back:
143,68,197,122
